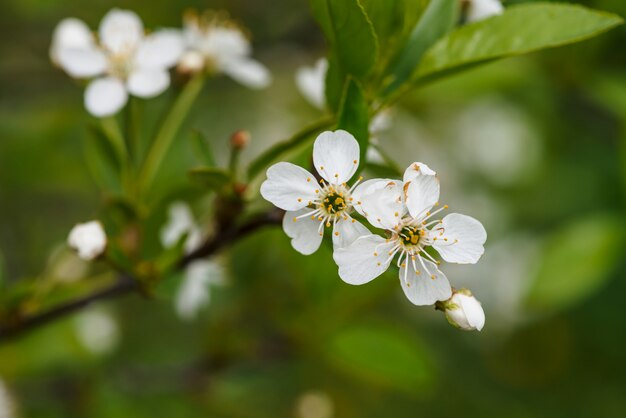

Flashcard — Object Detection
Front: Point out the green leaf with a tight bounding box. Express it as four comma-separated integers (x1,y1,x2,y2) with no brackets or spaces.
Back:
337,77,369,174
83,126,122,192
310,0,378,78
327,322,435,394
384,0,458,94
189,129,216,167
247,116,334,181
189,167,231,191
324,53,345,112
414,3,623,85
526,214,626,313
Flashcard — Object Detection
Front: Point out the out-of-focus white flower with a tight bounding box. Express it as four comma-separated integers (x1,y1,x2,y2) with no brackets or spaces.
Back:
441,289,485,331
296,391,334,418
175,259,224,320
75,309,120,355
260,130,370,255
67,220,107,261
160,201,204,254
180,10,271,89
295,58,328,110
465,0,504,23
0,378,15,418
455,98,542,186
51,9,184,117
334,163,486,306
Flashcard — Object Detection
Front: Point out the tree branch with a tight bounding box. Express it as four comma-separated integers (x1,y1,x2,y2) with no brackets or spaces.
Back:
0,208,283,344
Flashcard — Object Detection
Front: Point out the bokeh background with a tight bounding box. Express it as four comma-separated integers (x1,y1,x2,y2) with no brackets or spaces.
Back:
1,0,626,417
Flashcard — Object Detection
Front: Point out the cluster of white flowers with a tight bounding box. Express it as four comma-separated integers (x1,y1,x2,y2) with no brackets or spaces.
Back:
51,8,270,117
261,130,487,328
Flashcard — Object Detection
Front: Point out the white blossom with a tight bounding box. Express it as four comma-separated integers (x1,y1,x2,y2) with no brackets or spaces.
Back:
334,163,486,306
51,9,184,117
442,289,485,331
295,58,328,109
67,220,107,261
175,259,224,320
160,201,203,254
180,10,271,89
75,309,120,354
260,130,370,255
465,0,504,23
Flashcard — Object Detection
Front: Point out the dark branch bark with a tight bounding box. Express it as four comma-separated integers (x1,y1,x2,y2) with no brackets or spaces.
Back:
0,208,283,344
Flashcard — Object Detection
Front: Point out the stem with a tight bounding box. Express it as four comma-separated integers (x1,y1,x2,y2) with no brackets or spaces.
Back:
100,117,134,197
138,74,206,198
0,209,283,344
126,96,143,167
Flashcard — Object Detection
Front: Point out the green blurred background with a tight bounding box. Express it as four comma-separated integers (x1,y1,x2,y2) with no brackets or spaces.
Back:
1,0,626,417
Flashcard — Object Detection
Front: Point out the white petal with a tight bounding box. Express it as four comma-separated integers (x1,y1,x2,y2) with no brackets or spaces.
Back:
358,180,405,230
313,130,360,184
283,209,324,255
403,162,436,183
68,221,107,260
57,46,107,78
260,162,319,211
399,259,451,306
457,294,486,330
222,58,272,89
127,68,170,98
84,77,128,117
431,213,487,264
403,162,439,220
160,201,202,254
175,260,223,320
134,29,184,70
332,217,370,250
351,178,393,216
333,235,395,285
99,8,144,54
466,0,504,23
51,18,94,63
295,58,327,109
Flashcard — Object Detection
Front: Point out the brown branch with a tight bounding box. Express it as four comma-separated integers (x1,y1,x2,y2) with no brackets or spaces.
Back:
0,208,283,344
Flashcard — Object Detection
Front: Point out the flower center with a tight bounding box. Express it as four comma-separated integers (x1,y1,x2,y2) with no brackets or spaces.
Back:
107,49,135,79
396,224,424,253
316,183,352,219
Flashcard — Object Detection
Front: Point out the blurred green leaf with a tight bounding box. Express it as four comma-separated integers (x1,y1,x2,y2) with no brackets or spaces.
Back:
526,214,626,312
189,167,231,191
414,3,623,85
189,129,217,167
247,116,333,181
384,0,458,94
324,53,344,112
0,250,5,290
337,77,370,173
84,127,122,192
310,0,378,78
327,322,434,394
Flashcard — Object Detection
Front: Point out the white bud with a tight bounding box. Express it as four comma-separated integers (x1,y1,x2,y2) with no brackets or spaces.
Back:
67,221,107,260
443,290,485,331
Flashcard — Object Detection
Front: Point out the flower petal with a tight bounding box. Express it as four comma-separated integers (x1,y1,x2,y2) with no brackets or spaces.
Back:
333,235,396,285
399,259,451,306
175,260,223,320
466,0,504,23
283,209,324,255
84,77,128,117
50,18,94,63
127,68,170,98
403,162,439,220
431,213,487,264
332,217,370,250
99,8,144,54
134,29,184,70
68,220,107,260
358,180,404,230
295,58,327,109
457,294,486,330
260,162,318,211
57,46,107,78
222,58,272,89
313,130,360,184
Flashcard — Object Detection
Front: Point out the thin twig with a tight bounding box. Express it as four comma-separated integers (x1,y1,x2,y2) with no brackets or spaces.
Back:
0,208,283,344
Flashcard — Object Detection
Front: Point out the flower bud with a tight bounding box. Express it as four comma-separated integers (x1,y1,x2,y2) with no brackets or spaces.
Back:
442,289,485,331
230,129,250,150
68,221,107,260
